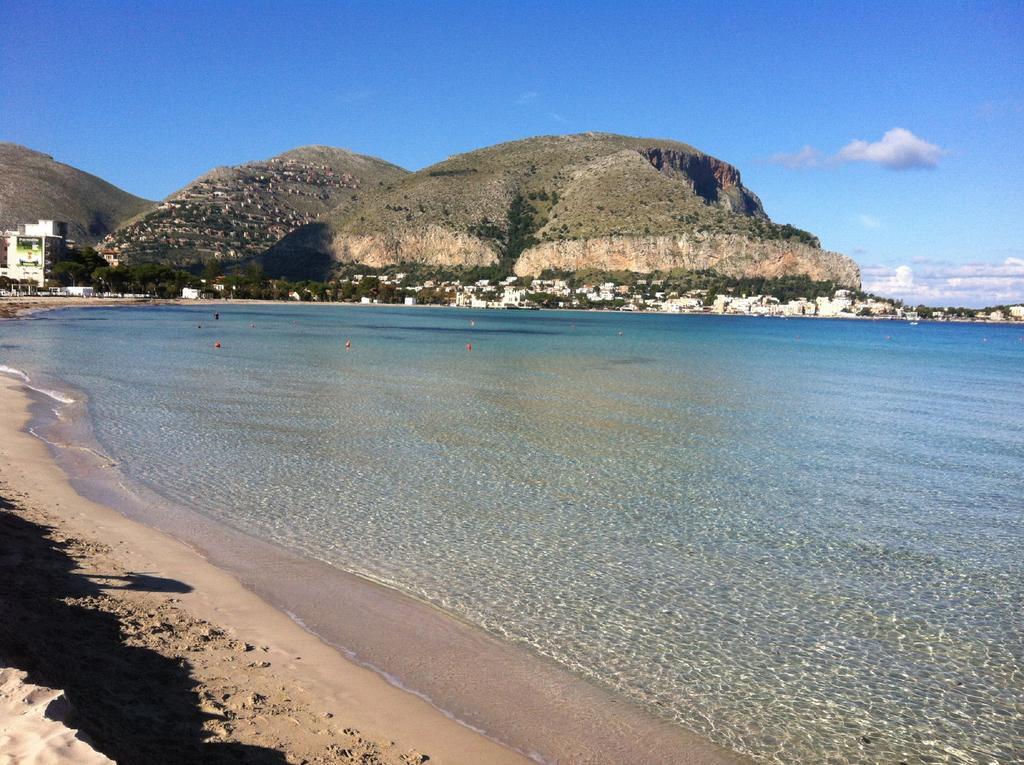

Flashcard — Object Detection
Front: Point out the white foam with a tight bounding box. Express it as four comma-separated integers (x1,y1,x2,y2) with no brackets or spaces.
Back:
0,364,75,403
26,384,76,404
0,364,30,382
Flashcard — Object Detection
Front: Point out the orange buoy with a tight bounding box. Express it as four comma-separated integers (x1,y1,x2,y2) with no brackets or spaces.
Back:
345,339,351,349
466,343,472,351
214,341,221,348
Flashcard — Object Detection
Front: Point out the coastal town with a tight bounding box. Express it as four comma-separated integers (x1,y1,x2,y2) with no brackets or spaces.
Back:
3,217,1024,323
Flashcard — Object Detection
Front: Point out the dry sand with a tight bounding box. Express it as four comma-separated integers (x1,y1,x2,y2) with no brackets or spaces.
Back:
0,666,113,764
0,375,529,765
0,296,160,319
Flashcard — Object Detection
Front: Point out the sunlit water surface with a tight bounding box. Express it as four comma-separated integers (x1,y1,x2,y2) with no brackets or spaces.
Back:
2,304,1022,764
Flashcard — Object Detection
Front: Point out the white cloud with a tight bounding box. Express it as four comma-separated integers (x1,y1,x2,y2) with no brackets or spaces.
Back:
862,257,1024,306
858,214,881,229
770,128,947,171
768,145,822,169
836,128,946,170
516,90,538,105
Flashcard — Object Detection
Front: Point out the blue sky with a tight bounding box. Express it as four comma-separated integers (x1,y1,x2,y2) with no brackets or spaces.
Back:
3,0,1022,305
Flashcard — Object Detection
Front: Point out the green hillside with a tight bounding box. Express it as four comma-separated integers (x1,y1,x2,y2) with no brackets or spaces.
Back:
261,133,858,287
103,146,406,266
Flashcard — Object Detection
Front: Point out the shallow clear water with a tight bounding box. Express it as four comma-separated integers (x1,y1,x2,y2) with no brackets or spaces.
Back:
3,304,1022,764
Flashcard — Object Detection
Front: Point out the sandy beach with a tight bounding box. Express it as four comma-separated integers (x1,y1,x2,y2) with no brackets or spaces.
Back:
0,373,530,764
0,296,161,319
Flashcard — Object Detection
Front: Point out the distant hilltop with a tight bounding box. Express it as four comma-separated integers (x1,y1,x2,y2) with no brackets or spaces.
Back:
1,134,861,288
262,133,859,288
0,143,153,244
100,146,407,264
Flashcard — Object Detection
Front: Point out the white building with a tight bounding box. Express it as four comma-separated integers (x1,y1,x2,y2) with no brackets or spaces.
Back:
404,296,417,305
501,286,527,307
783,299,816,316
816,294,854,317
1,220,69,287
662,297,702,313
181,287,202,299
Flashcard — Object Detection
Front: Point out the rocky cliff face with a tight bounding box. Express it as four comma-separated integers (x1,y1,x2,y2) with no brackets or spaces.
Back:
327,226,498,269
297,226,861,288
514,233,861,287
638,148,766,217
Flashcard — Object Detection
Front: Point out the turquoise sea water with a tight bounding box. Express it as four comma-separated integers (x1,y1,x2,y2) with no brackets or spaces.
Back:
2,304,1022,764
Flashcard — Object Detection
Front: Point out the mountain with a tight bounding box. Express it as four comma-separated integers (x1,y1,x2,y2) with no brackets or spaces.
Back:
261,133,860,287
0,143,154,243
103,146,407,266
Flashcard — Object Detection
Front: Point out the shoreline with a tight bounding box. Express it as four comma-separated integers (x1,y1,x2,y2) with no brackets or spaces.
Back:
0,375,526,764
0,304,746,764
4,294,1020,325
0,295,164,319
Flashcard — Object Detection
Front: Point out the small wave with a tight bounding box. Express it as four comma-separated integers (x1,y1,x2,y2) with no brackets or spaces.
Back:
0,364,30,382
27,427,116,466
26,385,76,404
0,364,76,403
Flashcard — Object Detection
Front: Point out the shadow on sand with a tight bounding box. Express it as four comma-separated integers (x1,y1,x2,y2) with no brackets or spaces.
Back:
0,495,290,764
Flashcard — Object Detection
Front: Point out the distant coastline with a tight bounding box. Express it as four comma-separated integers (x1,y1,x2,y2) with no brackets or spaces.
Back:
4,293,1023,326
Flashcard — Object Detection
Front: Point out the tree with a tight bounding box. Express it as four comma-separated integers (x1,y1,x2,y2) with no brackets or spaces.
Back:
52,261,88,286
244,263,265,285
202,259,224,281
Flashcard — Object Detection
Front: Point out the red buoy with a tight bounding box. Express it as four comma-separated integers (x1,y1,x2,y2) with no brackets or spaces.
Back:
466,343,472,351
214,341,221,348
345,339,351,349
